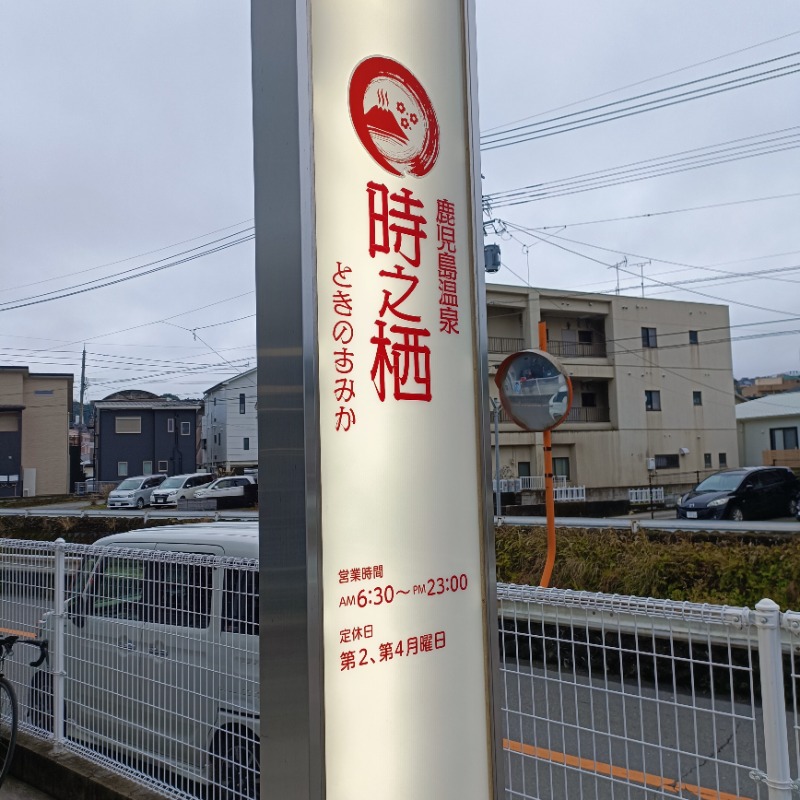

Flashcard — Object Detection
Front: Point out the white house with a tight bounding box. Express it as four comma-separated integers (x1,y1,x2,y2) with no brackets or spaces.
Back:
201,368,257,472
736,392,800,469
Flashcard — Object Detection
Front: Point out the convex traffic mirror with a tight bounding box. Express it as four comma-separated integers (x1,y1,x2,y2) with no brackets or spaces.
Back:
494,349,573,432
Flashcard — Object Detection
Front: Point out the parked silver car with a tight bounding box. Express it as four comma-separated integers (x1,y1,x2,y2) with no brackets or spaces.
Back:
106,475,166,509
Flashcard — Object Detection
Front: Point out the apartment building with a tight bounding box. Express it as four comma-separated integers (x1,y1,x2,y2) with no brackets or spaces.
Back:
0,366,73,497
487,285,738,498
201,367,257,472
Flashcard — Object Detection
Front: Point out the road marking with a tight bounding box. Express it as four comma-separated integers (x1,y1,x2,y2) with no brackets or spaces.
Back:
0,627,36,639
503,739,752,800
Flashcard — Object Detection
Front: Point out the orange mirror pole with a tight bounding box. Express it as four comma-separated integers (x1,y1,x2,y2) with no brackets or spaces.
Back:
538,321,556,588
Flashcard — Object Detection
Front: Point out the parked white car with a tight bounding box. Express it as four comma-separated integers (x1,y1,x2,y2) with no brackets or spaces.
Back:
106,475,166,509
194,475,257,506
149,472,215,507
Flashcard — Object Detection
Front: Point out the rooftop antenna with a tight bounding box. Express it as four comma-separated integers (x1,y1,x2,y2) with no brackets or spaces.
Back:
611,256,627,295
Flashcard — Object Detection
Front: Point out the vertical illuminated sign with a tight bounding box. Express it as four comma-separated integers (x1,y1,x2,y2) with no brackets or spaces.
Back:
312,5,495,798
253,1,499,798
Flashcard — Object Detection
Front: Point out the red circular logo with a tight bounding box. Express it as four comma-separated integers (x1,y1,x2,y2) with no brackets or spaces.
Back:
349,56,440,178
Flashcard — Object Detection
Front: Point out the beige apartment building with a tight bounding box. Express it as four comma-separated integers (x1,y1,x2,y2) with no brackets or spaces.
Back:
487,285,738,499
0,366,73,497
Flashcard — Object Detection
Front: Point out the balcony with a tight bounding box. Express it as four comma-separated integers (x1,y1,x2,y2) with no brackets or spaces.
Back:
762,449,800,469
488,336,525,354
497,404,610,425
566,406,611,423
547,339,607,359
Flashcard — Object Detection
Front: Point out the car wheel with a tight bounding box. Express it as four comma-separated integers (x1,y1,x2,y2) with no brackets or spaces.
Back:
728,506,744,522
136,497,145,509
212,729,260,800
790,496,799,517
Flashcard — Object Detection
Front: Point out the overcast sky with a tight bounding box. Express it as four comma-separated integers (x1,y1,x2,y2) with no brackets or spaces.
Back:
1,1,799,404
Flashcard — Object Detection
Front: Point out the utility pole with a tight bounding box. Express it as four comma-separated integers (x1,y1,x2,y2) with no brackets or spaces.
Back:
78,346,87,428
491,397,502,518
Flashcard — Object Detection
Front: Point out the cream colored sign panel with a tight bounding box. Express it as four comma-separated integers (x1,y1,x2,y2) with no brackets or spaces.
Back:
311,2,491,799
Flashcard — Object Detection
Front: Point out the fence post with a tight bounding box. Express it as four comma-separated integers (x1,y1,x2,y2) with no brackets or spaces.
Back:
52,537,66,745
754,598,794,800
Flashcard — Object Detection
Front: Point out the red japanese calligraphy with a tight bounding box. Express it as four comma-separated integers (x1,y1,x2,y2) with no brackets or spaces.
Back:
370,320,432,402
331,261,357,431
367,182,428,267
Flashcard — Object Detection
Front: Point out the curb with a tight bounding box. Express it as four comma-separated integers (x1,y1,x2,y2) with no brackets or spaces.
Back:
11,730,166,800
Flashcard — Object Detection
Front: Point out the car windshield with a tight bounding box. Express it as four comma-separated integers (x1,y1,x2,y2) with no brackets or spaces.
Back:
694,472,745,493
159,476,184,489
116,479,141,491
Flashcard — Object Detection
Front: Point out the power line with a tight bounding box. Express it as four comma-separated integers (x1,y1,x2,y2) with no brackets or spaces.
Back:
499,221,799,316
481,29,800,134
484,127,800,207
481,54,800,150
0,219,254,296
526,191,800,230
0,231,254,312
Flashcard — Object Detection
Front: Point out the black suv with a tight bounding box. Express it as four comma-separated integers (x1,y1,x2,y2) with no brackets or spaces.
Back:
676,466,799,521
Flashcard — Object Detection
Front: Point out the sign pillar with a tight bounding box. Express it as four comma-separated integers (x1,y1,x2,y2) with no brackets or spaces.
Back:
253,1,501,798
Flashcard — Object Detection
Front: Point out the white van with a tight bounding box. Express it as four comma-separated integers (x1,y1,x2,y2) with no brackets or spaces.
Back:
149,472,215,506
31,522,260,799
106,474,166,509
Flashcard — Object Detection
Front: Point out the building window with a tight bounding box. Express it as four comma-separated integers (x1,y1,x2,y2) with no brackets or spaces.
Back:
243,437,250,451
517,461,531,478
692,391,703,406
689,330,699,345
142,461,153,475
704,453,712,469
578,330,593,344
181,421,191,436
167,418,174,433
115,417,141,434
645,390,661,411
770,427,799,450
117,461,128,477
654,454,679,470
214,397,217,407
553,457,571,481
641,327,658,348
158,460,169,472
581,392,597,408
719,452,728,468
239,393,246,414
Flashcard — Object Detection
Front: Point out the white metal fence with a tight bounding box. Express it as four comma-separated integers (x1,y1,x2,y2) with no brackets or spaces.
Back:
629,487,666,505
494,478,586,502
0,538,259,800
4,537,800,800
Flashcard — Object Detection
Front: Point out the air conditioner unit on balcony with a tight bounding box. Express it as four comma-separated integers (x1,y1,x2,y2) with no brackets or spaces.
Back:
22,488,31,497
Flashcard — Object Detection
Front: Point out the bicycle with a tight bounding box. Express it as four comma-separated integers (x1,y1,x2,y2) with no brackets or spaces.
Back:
0,635,48,789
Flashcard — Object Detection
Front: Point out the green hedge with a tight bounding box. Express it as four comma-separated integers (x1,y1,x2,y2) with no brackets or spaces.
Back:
496,525,800,610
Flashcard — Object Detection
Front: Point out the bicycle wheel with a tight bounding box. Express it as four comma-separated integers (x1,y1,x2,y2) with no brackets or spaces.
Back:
0,677,18,788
